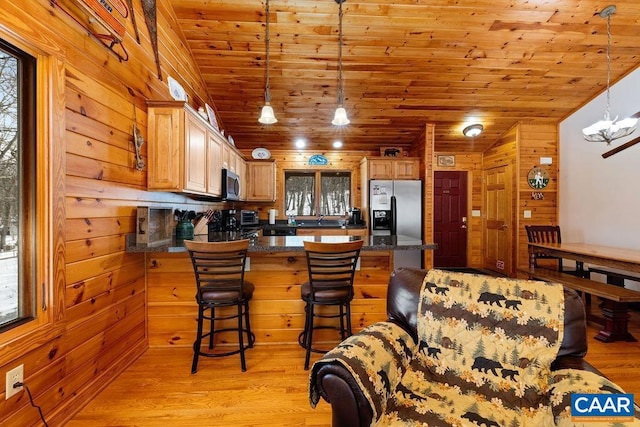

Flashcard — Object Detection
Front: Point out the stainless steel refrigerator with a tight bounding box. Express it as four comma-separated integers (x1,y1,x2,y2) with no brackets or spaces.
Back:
369,180,423,268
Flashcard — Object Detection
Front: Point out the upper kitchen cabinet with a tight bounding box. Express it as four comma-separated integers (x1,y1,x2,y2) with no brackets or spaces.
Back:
147,100,236,198
207,130,223,196
246,160,276,201
362,157,420,180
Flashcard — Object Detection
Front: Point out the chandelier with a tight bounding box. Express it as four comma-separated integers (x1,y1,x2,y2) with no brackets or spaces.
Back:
258,0,277,124
582,5,637,144
331,0,350,126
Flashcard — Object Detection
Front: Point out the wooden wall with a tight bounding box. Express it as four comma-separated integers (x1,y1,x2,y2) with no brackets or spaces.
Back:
0,1,222,424
516,122,559,271
413,124,436,269
239,149,379,221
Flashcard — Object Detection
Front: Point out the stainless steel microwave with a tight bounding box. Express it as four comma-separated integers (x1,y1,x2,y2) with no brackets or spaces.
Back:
222,168,240,201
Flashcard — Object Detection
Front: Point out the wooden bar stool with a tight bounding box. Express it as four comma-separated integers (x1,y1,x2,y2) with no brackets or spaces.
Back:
185,239,255,373
298,240,363,370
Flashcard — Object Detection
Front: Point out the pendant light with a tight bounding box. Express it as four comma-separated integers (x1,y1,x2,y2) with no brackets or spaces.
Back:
331,0,350,126
258,0,277,124
582,5,637,143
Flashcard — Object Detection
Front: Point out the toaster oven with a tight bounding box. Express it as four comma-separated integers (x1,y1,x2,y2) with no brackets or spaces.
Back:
240,210,259,226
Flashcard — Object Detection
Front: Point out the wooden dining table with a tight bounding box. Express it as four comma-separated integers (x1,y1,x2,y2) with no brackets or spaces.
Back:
528,242,640,274
527,242,640,342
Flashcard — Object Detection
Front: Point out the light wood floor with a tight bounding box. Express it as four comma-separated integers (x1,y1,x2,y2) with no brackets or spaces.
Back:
67,311,640,426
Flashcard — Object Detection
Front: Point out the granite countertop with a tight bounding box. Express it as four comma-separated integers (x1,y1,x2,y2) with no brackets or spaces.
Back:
126,233,436,253
261,220,367,230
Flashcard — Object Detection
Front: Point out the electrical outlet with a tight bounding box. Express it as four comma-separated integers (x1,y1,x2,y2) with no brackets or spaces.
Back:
5,364,23,400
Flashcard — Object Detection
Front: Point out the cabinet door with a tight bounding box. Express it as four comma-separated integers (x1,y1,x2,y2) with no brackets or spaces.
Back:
247,161,276,201
147,106,183,190
394,159,419,179
184,113,208,193
368,159,393,179
237,157,247,200
221,142,231,171
207,132,223,196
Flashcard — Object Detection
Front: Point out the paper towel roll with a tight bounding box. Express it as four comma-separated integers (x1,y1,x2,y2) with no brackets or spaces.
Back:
268,209,277,225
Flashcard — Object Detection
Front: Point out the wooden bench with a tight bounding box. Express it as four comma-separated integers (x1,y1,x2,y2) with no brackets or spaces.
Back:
589,267,640,303
521,267,640,342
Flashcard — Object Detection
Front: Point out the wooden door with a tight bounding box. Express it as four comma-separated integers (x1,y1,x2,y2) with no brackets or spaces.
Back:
434,171,468,267
483,165,513,275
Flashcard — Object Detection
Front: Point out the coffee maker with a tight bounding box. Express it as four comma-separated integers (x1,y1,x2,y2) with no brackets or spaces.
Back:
221,209,240,231
348,207,362,225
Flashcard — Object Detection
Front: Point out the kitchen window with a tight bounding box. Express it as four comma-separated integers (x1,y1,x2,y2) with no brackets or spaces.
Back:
284,171,351,216
0,39,36,332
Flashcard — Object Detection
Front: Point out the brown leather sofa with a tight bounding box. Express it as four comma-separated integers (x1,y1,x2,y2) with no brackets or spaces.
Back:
310,268,606,427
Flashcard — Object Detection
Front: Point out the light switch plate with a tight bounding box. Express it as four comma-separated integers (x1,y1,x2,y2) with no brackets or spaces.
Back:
540,157,552,165
523,210,532,218
471,210,481,217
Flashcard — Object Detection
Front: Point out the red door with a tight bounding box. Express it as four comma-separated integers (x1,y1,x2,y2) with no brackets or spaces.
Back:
434,171,468,267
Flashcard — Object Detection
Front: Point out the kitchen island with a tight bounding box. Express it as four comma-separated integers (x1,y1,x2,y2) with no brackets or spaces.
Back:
128,233,431,253
132,234,436,348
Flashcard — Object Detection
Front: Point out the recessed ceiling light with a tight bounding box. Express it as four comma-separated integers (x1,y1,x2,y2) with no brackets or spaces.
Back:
333,140,343,148
295,138,306,149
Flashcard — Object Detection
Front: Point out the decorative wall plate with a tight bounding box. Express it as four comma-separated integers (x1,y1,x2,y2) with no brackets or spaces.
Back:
167,76,187,101
228,135,235,146
205,104,219,130
527,166,549,189
309,154,329,165
252,148,271,159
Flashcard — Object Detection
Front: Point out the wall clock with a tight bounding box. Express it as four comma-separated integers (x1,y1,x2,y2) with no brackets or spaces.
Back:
527,167,550,189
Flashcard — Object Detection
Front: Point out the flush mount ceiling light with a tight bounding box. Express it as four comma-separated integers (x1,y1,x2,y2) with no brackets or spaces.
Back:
258,0,277,124
463,123,484,138
331,0,350,126
582,5,637,144
333,140,343,148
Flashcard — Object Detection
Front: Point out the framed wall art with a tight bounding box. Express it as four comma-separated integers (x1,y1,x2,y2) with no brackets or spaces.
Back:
437,155,456,167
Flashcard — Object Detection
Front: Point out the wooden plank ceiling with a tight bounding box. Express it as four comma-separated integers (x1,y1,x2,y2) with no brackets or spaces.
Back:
169,0,640,153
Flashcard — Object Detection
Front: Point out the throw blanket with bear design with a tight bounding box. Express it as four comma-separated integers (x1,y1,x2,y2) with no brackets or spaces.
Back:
310,269,640,426
373,269,565,426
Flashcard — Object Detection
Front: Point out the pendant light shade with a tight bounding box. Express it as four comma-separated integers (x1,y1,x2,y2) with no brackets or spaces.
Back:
332,107,350,126
332,0,349,126
259,103,277,125
582,5,636,143
258,0,277,124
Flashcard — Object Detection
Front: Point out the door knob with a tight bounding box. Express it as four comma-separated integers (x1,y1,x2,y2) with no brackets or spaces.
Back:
499,224,508,230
